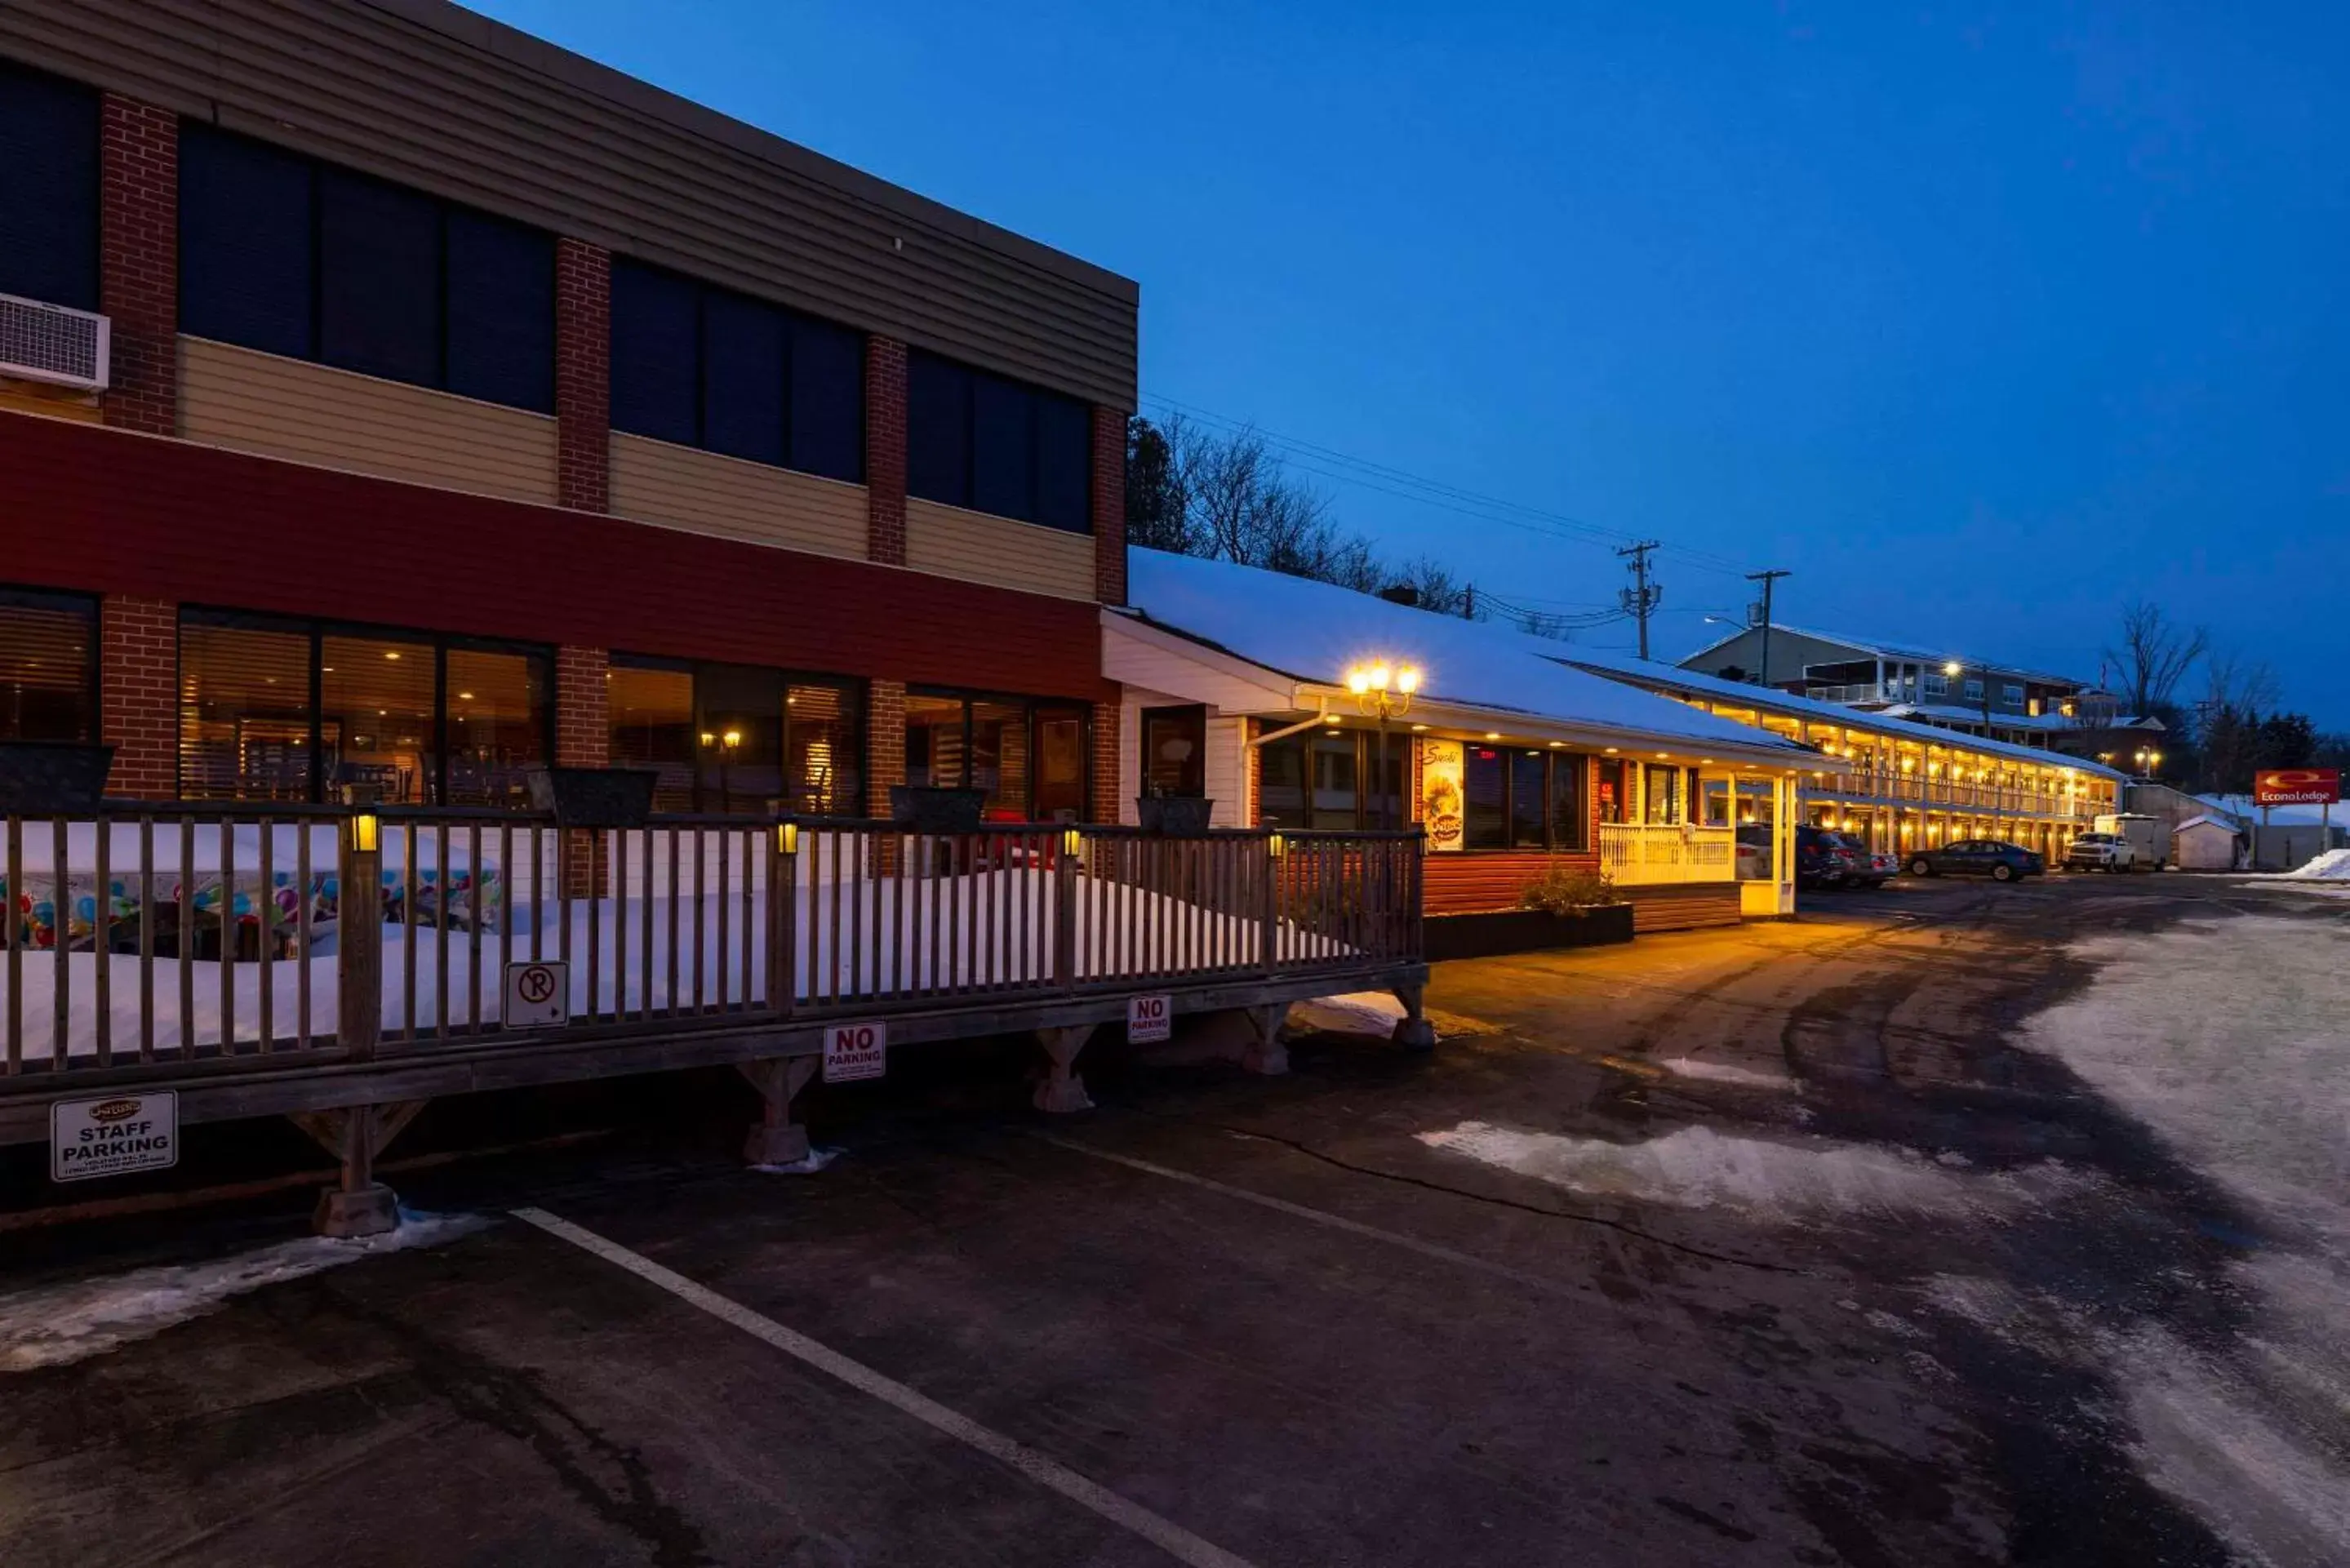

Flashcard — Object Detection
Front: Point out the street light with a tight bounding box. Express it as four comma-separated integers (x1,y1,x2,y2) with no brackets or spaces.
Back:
1344,660,1423,830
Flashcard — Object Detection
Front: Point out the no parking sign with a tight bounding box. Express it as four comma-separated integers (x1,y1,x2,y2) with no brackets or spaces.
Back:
824,1022,886,1082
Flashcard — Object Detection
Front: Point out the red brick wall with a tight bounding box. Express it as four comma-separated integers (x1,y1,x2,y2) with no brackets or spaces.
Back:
1090,700,1120,823
864,336,908,566
865,679,906,817
1092,405,1126,605
99,595,175,797
99,96,177,437
3,411,1113,704
556,646,610,766
555,238,611,513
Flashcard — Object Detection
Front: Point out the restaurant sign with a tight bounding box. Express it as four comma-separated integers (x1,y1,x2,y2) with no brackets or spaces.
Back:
1419,739,1464,852
2254,768,2340,806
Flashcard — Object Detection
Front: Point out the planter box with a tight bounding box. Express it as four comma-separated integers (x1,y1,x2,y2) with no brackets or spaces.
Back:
526,766,660,829
1135,796,1215,835
890,785,988,834
1424,901,1635,962
0,742,116,815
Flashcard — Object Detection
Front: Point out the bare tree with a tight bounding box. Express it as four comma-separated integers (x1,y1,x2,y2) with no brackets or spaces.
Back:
2104,599,2209,717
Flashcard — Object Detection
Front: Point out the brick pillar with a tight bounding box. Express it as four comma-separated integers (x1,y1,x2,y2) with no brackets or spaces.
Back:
555,646,610,895
99,96,177,436
865,336,908,565
100,596,176,797
865,679,906,818
1090,700,1120,824
555,239,611,513
1091,406,1126,605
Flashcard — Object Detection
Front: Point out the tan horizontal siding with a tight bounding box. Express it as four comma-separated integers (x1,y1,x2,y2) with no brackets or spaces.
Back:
608,434,867,560
905,498,1097,602
177,337,558,504
0,0,1137,409
0,384,102,424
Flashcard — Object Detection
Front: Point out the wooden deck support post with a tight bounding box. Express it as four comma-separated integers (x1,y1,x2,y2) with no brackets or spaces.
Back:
1390,982,1437,1052
1240,1002,1291,1076
739,1056,820,1166
1034,1024,1096,1113
292,1100,426,1237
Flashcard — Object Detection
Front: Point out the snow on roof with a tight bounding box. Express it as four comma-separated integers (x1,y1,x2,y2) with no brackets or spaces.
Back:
1877,701,2069,731
1679,621,2086,688
1560,645,2130,780
2173,815,2240,835
1121,549,1813,758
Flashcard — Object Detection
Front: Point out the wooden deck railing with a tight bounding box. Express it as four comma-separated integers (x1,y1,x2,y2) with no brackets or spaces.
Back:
0,806,1423,1089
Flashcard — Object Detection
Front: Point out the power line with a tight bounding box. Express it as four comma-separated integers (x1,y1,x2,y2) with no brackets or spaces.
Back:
1140,392,1762,581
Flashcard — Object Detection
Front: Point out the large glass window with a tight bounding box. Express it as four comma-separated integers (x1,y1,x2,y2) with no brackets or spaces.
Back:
179,123,554,411
607,259,863,482
1641,763,1683,825
0,588,97,744
1259,728,1411,832
908,692,1088,819
906,349,1091,532
178,613,550,803
1455,744,1587,850
0,63,98,312
1139,705,1206,799
609,658,864,815
1463,745,1507,849
1596,758,1628,824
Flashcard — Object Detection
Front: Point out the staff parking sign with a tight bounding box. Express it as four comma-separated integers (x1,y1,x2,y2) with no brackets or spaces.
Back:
52,1092,179,1183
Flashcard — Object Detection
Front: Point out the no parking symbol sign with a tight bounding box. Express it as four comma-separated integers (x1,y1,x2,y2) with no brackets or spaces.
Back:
824,1023,886,1082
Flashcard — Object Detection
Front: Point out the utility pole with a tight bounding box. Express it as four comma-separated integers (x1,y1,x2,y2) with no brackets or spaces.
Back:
1616,541,1663,660
1746,569,1790,688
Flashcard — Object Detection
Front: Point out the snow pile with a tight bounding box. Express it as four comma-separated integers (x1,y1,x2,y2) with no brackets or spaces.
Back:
2280,848,2350,882
1657,1056,1797,1090
0,1210,487,1372
1415,1121,2067,1216
1289,991,1407,1038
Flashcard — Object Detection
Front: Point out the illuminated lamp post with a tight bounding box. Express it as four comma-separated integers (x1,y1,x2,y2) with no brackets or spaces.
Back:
1344,661,1423,830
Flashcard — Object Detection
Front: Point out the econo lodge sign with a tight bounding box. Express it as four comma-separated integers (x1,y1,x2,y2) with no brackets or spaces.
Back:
2254,768,2340,807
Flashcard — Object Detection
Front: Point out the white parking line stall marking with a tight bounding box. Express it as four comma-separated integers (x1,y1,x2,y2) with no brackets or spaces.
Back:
1033,1135,1582,1297
508,1206,1259,1568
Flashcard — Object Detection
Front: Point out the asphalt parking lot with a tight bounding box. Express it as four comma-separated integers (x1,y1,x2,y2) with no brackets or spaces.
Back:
4,872,2345,1566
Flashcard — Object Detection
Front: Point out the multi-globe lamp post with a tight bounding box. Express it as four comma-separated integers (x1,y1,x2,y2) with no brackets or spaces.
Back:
1344,660,1423,831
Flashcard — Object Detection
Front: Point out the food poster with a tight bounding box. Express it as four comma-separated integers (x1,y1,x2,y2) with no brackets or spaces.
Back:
1419,739,1464,851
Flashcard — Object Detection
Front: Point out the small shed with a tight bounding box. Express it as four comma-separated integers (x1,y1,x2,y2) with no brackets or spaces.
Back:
2173,814,2242,872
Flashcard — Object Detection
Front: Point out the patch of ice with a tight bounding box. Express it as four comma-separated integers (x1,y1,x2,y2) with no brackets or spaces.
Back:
1415,1121,2066,1217
0,1210,489,1372
1657,1056,1797,1090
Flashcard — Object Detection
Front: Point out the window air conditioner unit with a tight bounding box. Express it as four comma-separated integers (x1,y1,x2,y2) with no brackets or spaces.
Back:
0,292,111,393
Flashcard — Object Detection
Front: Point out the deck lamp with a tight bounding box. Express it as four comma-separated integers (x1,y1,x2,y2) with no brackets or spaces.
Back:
1267,831,1287,858
1062,826,1085,858
348,808,380,855
775,821,799,856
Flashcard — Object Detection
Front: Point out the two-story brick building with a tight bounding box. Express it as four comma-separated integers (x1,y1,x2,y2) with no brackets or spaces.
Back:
0,0,1132,825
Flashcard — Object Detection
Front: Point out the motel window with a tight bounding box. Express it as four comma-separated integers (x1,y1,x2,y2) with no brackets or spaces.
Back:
177,612,552,804
0,588,97,743
1140,705,1207,798
908,691,1089,820
1921,672,1948,698
608,657,864,816
179,123,556,411
2002,683,2026,708
0,63,98,312
1964,678,1985,702
906,350,1091,532
608,259,864,482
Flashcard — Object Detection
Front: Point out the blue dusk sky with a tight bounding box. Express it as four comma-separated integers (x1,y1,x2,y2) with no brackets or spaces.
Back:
469,1,2349,725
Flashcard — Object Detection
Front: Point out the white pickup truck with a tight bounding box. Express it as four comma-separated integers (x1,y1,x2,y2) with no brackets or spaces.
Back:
2065,813,2168,873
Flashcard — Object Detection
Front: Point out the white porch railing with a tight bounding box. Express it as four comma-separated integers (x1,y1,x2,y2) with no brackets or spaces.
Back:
1598,823,1737,885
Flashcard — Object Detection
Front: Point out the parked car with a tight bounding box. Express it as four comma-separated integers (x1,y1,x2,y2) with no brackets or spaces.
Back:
1795,824,1861,888
2064,831,2143,873
1734,823,1773,881
1907,839,2046,882
2092,812,2169,871
1836,836,1897,888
